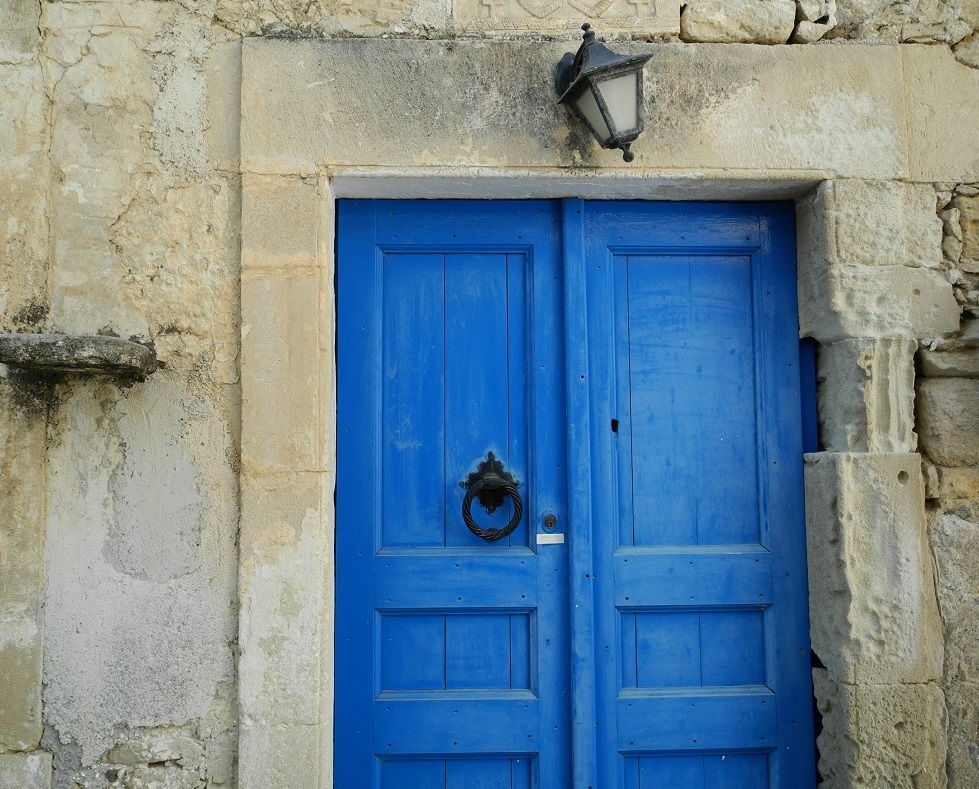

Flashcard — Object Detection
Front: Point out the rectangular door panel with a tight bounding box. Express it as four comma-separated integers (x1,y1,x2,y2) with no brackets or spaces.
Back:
337,201,570,789
581,201,814,788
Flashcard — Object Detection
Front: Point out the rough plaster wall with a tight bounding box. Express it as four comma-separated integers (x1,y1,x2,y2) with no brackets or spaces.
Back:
27,1,241,787
42,376,238,788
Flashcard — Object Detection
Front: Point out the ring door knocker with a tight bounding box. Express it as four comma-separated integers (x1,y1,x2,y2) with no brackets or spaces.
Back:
460,452,523,542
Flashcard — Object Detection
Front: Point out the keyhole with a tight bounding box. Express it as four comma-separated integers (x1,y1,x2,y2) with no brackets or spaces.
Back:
543,514,557,530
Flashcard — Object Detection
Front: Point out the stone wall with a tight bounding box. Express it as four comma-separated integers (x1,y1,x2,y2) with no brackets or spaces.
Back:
1,1,979,788
922,187,979,788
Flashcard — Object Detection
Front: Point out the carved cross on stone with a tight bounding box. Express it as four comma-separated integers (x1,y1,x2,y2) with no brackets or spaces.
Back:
482,0,503,18
629,0,646,15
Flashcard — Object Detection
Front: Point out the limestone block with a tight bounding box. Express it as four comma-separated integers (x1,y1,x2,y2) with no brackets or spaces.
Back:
241,268,326,473
239,472,332,727
0,62,49,330
905,44,979,183
920,348,979,378
930,513,979,682
954,32,979,69
931,466,979,501
241,174,319,271
836,0,970,42
0,380,46,752
798,263,960,343
798,0,835,23
797,180,943,271
0,632,41,753
216,0,451,37
812,670,948,788
917,378,979,467
952,194,979,262
242,39,909,178
817,338,917,452
680,0,796,43
204,41,242,172
106,729,205,768
238,723,327,789
454,0,678,36
944,681,979,789
792,19,834,43
804,453,944,684
0,752,52,789
0,0,39,61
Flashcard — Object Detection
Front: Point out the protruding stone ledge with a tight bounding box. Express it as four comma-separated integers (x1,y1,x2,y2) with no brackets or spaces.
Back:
0,334,159,380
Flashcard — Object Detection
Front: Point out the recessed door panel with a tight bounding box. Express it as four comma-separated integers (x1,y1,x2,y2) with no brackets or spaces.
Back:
336,199,815,789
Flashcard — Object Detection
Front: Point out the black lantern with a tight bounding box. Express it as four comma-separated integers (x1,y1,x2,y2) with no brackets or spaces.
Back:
556,23,652,162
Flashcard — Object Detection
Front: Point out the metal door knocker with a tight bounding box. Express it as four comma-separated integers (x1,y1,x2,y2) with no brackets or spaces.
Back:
460,452,523,542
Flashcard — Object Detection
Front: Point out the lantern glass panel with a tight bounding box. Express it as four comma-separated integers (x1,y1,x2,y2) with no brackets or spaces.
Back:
573,84,611,144
595,72,639,135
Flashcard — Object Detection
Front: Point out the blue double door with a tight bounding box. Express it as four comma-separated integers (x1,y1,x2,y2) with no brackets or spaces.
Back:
336,200,815,788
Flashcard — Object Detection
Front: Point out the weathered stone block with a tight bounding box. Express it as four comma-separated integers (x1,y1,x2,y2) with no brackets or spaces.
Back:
931,466,979,502
917,378,979,467
813,670,948,789
920,348,979,378
952,193,979,262
0,0,40,59
238,723,327,789
944,681,979,789
680,0,795,43
817,338,917,452
0,62,49,331
905,45,979,182
106,729,205,768
798,263,959,342
455,0,677,36
0,752,51,789
239,472,333,727
241,174,320,271
242,39,909,178
0,380,45,752
805,453,943,684
930,512,979,683
798,180,943,271
216,0,451,37
241,268,326,474
204,41,242,173
0,633,42,753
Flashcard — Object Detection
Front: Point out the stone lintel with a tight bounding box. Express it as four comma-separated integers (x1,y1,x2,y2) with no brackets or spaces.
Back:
242,39,908,178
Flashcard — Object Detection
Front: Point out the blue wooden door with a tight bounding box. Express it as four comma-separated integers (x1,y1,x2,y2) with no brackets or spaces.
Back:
336,200,815,788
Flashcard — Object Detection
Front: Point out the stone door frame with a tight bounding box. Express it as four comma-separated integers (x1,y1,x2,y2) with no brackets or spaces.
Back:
238,38,958,788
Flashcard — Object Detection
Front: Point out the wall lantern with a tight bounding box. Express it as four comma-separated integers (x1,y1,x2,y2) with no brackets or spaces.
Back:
556,23,652,162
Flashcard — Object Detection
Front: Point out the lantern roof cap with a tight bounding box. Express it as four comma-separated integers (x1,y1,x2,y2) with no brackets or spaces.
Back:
557,23,652,105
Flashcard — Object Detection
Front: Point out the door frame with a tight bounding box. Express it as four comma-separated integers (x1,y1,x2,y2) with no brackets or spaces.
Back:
237,170,940,788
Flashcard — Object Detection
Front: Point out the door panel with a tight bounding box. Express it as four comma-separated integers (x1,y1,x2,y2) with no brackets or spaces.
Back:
336,201,571,788
336,199,814,788
582,202,813,787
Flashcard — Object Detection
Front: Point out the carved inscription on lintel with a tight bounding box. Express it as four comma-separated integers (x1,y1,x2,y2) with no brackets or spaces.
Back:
455,0,679,34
